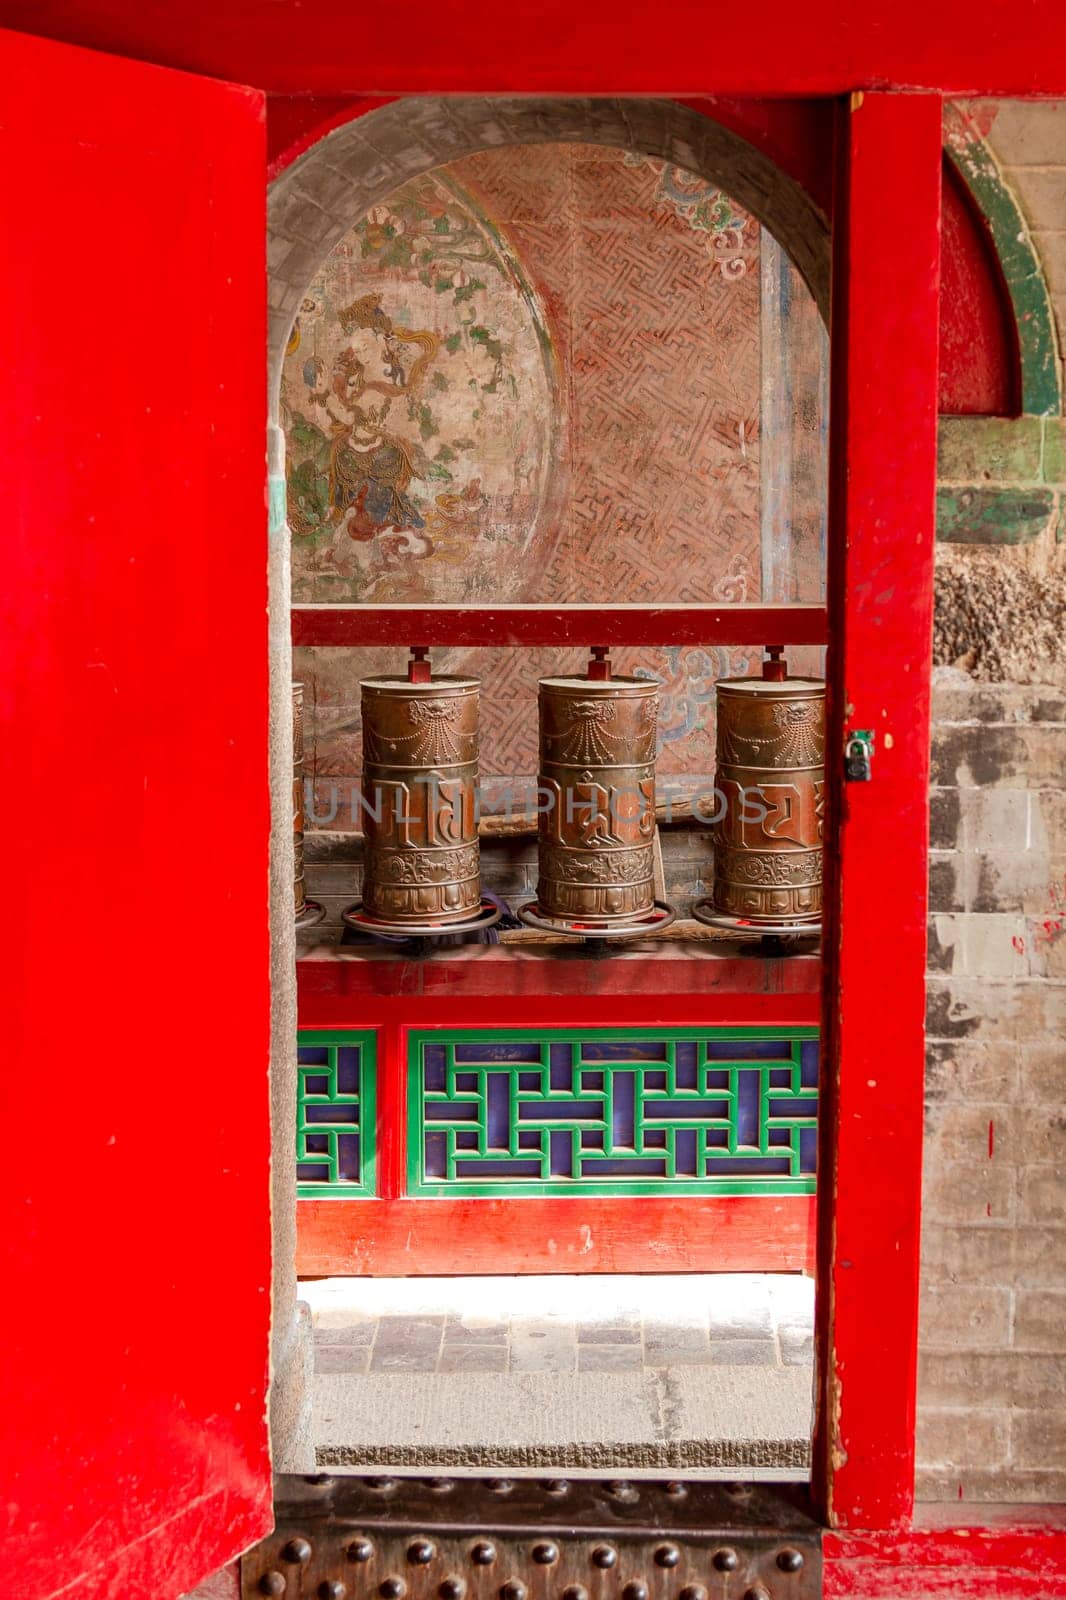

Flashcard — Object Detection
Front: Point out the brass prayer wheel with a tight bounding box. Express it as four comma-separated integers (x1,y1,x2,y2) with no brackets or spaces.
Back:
532,649,662,930
360,653,481,927
711,649,825,925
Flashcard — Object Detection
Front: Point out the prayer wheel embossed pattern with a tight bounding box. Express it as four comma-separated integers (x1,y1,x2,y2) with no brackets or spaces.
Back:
536,675,659,927
713,673,825,924
361,675,481,926
292,682,307,919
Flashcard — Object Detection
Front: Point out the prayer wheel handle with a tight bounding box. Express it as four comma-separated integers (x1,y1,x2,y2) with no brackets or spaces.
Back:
587,645,612,681
763,644,788,681
408,645,432,683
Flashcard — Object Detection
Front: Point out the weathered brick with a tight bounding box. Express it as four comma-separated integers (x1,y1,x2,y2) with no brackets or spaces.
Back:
926,913,1033,979
988,102,1066,166
927,978,1063,1042
920,1351,1066,1414
1044,416,1066,485
960,788,1031,852
922,1157,1014,1227
933,683,1066,726
918,1350,1016,1408
927,916,958,974
1011,1408,1066,1470
1014,1227,1066,1287
915,1407,1009,1470
919,1284,1012,1348
1019,1165,1066,1226
1014,1288,1066,1351
1021,1042,1066,1103
924,1103,1018,1166
1032,790,1066,854
1028,919,1066,979
937,415,1044,483
932,726,1065,789
917,1463,1066,1502
921,1224,1017,1287
304,861,362,896
929,787,962,851
1022,1105,1066,1165
973,854,1066,915
926,1040,1019,1102
270,186,337,246
1010,1354,1066,1411
928,853,966,913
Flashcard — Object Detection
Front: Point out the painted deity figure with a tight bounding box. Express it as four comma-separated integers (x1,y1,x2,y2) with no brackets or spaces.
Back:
301,293,440,541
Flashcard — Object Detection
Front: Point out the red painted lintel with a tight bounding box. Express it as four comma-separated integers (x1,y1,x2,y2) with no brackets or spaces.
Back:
291,604,828,650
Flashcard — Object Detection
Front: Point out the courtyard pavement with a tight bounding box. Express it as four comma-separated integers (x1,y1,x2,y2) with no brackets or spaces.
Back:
302,1273,815,1475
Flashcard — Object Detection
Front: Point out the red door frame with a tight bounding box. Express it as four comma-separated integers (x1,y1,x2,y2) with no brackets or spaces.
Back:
281,86,941,1532
813,92,943,1533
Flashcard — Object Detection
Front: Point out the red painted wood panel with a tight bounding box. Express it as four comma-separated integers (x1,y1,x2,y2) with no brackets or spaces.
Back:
0,29,272,1600
939,158,1018,416
812,94,942,1533
298,1195,817,1277
291,604,828,650
8,0,1066,95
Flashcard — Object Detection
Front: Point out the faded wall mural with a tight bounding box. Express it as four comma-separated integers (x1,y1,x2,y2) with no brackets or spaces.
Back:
286,142,827,797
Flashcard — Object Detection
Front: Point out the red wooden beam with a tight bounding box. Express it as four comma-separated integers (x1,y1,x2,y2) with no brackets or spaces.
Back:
11,0,1066,96
813,94,942,1532
291,604,827,650
297,948,822,1021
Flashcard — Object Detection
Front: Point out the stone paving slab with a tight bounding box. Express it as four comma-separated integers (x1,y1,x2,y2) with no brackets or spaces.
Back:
307,1273,814,1473
314,1366,812,1470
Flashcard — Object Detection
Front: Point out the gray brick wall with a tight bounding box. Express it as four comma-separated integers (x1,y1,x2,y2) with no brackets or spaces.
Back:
915,101,1066,1504
919,677,1066,1500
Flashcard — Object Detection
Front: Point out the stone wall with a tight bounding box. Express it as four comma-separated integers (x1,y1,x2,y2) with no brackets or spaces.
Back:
916,101,1066,1502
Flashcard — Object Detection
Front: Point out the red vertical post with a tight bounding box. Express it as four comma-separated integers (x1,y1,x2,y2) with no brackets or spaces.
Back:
377,1021,408,1200
813,92,942,1532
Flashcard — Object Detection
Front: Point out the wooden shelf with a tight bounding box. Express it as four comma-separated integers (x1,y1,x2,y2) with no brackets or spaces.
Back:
297,941,821,1025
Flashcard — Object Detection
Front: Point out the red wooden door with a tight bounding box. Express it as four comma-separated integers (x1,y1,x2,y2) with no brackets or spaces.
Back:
0,29,272,1600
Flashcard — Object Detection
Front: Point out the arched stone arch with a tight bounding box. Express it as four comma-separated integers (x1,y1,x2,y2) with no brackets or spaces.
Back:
267,96,831,420
945,102,1062,418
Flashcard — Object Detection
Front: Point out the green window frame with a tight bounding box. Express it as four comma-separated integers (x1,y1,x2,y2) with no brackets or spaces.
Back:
296,1028,377,1198
407,1025,819,1199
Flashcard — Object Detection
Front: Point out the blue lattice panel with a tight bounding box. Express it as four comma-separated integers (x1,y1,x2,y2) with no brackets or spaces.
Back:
407,1027,818,1197
296,1030,376,1197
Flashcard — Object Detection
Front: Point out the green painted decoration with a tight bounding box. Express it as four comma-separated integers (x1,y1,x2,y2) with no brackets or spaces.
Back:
296,1029,376,1198
945,119,1062,419
406,1027,819,1198
936,485,1056,544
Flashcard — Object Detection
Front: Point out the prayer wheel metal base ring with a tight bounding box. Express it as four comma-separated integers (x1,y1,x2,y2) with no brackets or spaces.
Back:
295,898,326,930
518,898,676,939
342,897,502,940
692,899,821,940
